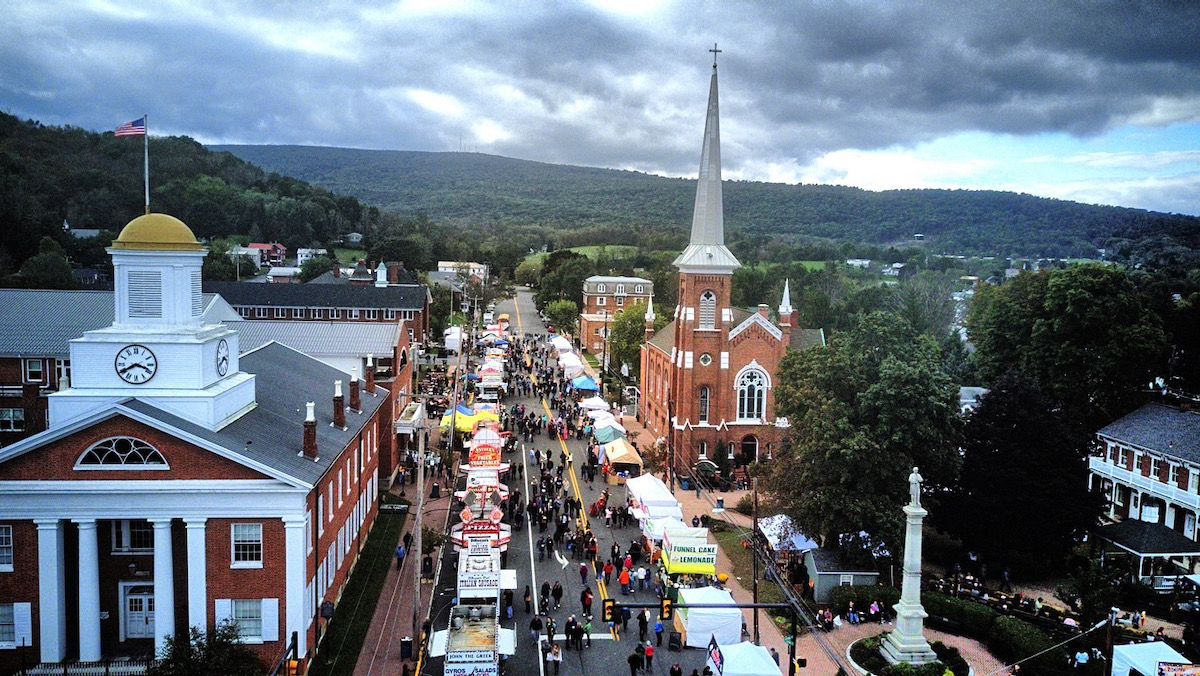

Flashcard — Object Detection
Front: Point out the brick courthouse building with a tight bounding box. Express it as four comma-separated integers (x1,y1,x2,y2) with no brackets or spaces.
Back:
640,57,824,476
0,214,390,672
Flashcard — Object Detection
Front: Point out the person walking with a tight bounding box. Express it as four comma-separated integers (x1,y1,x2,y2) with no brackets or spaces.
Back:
644,641,655,671
552,581,564,610
580,562,590,584
525,586,533,613
548,644,563,675
628,649,645,676
604,560,614,585
394,543,407,570
530,614,544,643
581,586,594,617
654,618,664,646
637,609,650,643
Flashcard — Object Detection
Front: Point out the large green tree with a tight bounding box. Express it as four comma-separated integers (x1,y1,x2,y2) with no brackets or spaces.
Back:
147,621,262,676
968,264,1166,430
605,301,667,377
938,373,1101,575
543,299,579,337
765,311,961,554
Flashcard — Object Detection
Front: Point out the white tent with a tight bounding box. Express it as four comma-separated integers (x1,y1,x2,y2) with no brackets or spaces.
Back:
626,474,678,507
579,396,610,411
643,516,687,541
708,642,782,676
1112,641,1190,676
677,587,742,648
758,514,819,554
559,352,583,367
594,417,626,434
550,335,572,352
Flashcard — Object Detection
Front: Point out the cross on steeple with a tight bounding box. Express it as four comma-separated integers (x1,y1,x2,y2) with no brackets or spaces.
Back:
710,43,721,68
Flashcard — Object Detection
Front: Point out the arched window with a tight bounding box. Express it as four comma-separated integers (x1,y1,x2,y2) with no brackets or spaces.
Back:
737,370,766,421
699,290,716,329
698,441,708,459
698,386,710,423
76,437,168,469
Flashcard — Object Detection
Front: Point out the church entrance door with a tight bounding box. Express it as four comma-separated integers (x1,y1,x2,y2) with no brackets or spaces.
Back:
122,584,155,640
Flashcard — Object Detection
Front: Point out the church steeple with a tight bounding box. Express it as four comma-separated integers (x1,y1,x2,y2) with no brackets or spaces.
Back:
673,45,741,274
779,279,793,317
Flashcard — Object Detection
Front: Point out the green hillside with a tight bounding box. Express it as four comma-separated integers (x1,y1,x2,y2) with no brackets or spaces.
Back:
214,144,1200,258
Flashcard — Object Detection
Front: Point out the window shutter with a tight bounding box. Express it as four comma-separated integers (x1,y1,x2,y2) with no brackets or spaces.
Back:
261,599,279,642
215,599,232,624
13,602,32,646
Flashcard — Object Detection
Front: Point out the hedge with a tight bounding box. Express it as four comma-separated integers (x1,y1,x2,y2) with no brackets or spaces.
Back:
829,585,901,617
988,616,1068,676
921,592,999,640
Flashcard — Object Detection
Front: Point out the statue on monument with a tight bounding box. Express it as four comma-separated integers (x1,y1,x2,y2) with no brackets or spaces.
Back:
908,466,922,507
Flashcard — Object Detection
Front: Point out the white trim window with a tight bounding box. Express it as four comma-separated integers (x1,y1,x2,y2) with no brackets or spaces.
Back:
215,598,278,643
0,525,12,572
255,307,267,318
616,296,624,306
77,437,167,469
635,284,644,294
23,359,43,383
231,523,263,568
0,409,24,433
274,307,286,319
616,284,625,294
1,602,34,648
112,520,154,553
366,309,379,320
698,386,710,423
597,283,606,293
698,441,708,460
596,297,606,306
736,369,767,421
55,359,71,387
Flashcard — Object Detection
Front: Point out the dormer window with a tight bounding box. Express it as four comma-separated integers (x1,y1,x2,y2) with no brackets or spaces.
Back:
635,285,644,294
76,437,168,470
616,284,625,294
597,284,606,293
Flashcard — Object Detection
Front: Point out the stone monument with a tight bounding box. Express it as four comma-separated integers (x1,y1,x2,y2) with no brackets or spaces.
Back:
880,467,938,665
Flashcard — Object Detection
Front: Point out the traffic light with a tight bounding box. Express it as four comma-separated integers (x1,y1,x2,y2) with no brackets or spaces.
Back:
602,598,617,623
285,659,301,675
660,597,673,621
794,657,807,670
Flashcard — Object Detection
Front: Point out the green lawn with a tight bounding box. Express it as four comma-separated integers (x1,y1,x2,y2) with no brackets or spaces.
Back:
334,247,366,265
309,501,409,676
710,522,786,607
523,245,642,264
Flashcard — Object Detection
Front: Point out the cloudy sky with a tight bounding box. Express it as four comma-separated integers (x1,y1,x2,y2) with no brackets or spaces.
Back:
4,1,1199,215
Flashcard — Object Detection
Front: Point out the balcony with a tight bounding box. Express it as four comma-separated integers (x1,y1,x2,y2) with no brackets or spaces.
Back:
394,402,425,435
1089,457,1200,511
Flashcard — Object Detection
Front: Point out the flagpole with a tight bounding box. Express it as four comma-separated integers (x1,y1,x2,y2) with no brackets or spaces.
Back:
143,114,150,215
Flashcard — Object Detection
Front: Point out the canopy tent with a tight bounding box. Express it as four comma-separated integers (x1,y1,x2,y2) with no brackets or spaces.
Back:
646,503,685,520
676,587,741,648
579,395,610,411
758,514,819,555
571,375,599,391
707,642,782,676
593,425,625,444
643,516,688,542
663,529,717,575
594,417,626,434
1112,641,1190,676
558,353,583,367
549,335,572,352
601,438,643,471
586,409,614,419
626,474,679,507
440,404,500,433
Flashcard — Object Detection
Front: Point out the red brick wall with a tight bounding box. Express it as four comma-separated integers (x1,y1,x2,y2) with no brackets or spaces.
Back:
206,517,287,664
0,520,40,674
0,417,271,481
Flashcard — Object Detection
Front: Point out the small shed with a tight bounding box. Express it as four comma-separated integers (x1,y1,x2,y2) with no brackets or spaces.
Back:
758,514,818,564
804,548,880,604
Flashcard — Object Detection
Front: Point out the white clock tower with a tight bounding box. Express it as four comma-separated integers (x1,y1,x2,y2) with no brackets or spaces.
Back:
49,213,256,430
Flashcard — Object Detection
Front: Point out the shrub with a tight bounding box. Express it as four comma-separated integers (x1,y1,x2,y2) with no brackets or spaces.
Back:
988,616,1068,675
733,494,754,515
922,592,998,639
880,662,947,676
931,641,969,676
829,584,900,617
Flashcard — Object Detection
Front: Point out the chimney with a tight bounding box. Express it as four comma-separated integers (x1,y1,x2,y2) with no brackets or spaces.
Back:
350,367,361,411
333,380,346,428
388,262,401,285
332,264,341,279
757,304,770,319
366,354,376,392
302,402,318,459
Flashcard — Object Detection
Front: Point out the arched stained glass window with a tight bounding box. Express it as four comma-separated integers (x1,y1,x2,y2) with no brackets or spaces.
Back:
698,386,710,423
736,370,766,421
76,437,168,469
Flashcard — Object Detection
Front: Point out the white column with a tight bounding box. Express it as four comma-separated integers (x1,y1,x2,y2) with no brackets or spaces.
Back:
75,519,102,661
283,516,308,657
151,519,176,652
34,519,67,663
184,519,208,632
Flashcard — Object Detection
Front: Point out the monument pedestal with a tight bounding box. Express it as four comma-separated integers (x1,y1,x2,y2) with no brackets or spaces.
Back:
880,473,939,666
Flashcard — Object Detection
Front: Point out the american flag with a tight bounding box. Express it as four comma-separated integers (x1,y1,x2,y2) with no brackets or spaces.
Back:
114,117,146,137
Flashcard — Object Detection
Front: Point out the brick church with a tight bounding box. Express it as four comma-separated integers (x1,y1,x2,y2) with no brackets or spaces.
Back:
639,53,824,477
0,213,390,672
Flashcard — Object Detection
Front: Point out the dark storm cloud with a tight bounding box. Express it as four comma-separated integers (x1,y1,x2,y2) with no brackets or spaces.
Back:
1,1,1197,190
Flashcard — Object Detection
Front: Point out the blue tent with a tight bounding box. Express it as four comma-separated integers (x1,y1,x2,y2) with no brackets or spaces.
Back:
571,375,599,391
593,426,625,444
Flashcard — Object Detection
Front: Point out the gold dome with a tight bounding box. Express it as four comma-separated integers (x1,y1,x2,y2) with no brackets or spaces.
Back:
111,213,203,251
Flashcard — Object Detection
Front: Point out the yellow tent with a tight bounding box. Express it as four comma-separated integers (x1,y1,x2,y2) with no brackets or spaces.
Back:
603,438,643,472
440,407,499,433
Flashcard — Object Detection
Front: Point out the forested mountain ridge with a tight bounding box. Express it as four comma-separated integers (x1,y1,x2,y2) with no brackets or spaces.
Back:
214,144,1200,258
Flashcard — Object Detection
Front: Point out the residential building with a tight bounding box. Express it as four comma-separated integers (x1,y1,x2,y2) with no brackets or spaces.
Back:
228,246,264,268
0,213,391,673
1089,402,1200,539
436,261,488,285
639,57,824,477
579,275,653,355
296,248,328,266
247,243,288,267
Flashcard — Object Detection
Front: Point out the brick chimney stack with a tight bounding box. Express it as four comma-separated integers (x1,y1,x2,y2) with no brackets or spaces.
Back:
350,367,362,411
366,354,376,392
302,402,318,459
332,264,341,279
333,380,346,428
757,303,770,319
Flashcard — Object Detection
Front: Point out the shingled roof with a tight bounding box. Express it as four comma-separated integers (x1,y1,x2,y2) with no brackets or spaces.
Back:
1097,402,1200,463
205,280,427,311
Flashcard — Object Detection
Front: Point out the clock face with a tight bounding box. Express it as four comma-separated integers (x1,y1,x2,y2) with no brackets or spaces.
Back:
216,339,230,376
114,345,158,384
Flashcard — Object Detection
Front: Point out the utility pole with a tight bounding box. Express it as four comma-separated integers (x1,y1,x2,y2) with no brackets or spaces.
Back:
413,419,425,638
752,477,759,644
600,312,611,397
